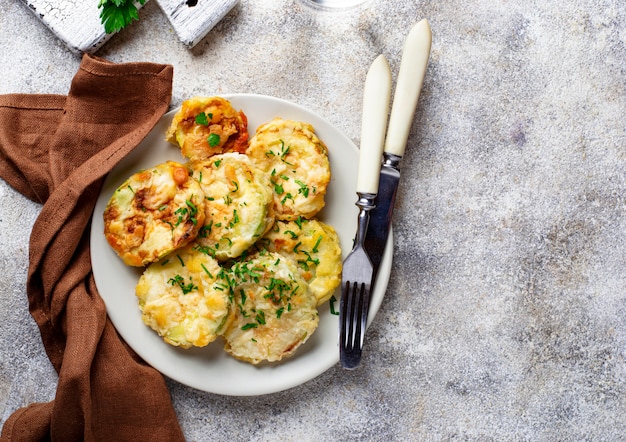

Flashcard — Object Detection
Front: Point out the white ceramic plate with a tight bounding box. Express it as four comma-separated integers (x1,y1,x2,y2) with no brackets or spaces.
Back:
90,94,392,396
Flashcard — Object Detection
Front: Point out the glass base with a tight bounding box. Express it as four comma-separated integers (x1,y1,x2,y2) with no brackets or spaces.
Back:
301,0,369,10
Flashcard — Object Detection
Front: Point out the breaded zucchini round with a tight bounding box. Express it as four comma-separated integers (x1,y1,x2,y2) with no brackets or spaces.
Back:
245,118,330,221
256,218,342,305
222,252,319,364
165,96,249,161
191,153,275,261
136,244,234,348
103,161,205,267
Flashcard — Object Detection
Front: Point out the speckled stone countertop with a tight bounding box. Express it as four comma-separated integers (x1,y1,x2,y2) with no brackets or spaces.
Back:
1,0,625,440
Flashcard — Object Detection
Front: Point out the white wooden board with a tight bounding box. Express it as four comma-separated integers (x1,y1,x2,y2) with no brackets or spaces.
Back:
20,0,237,54
155,0,238,48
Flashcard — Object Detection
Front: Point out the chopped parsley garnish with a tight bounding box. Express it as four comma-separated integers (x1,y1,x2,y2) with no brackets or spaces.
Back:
241,307,268,331
280,193,294,205
241,323,258,331
193,243,218,258
298,250,320,271
231,261,263,284
174,199,199,227
195,112,210,126
207,133,221,147
295,179,310,198
264,140,293,165
264,277,298,305
272,181,284,195
278,140,293,164
228,211,240,229
168,274,197,294
198,222,212,238
329,295,339,315
312,235,323,253
200,263,214,279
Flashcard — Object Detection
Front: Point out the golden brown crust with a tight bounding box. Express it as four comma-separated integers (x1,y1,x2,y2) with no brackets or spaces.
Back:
104,100,342,365
222,252,319,364
165,96,248,161
256,219,342,305
190,153,275,261
136,244,234,348
245,118,330,221
103,161,205,266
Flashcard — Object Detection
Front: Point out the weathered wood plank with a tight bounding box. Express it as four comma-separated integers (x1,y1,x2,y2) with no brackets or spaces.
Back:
19,0,236,54
155,0,238,48
20,0,122,53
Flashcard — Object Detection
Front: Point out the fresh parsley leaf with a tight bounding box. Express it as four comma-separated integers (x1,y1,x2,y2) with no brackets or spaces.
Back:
241,323,258,331
168,274,197,294
195,112,209,126
329,295,339,315
208,133,221,147
99,0,146,34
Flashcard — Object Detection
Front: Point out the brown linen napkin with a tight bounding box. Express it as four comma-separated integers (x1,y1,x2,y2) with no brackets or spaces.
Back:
0,54,185,442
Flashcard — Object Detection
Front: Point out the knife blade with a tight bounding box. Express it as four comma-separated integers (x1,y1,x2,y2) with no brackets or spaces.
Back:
364,18,432,280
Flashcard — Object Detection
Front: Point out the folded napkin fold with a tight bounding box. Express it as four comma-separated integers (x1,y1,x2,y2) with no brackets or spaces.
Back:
0,54,185,441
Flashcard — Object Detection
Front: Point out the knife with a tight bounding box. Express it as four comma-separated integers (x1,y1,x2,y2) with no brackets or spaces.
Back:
364,18,432,281
339,53,392,369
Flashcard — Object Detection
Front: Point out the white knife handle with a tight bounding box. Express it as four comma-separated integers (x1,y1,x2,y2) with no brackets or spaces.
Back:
357,54,392,194
384,18,432,157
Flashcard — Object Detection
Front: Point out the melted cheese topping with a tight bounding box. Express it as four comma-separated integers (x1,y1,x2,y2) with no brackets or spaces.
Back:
191,153,275,261
257,219,342,305
165,96,248,161
222,252,319,364
136,244,234,348
104,101,343,365
246,118,330,221
103,161,205,267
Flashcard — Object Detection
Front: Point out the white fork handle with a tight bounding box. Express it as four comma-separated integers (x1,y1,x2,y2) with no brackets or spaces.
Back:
384,18,432,157
356,54,392,194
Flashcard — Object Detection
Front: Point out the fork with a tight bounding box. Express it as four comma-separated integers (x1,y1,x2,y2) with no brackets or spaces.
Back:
339,54,392,369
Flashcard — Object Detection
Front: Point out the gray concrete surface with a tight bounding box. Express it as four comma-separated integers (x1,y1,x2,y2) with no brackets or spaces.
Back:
1,0,625,440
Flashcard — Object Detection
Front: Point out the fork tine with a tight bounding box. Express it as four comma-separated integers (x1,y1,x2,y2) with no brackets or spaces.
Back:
340,250,374,369
355,280,370,348
342,280,353,347
352,282,370,350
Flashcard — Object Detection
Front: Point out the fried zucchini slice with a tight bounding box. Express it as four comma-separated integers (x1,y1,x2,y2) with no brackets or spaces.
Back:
165,96,248,161
245,118,330,221
103,161,205,267
191,153,274,261
136,244,234,348
222,252,319,364
256,219,342,305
